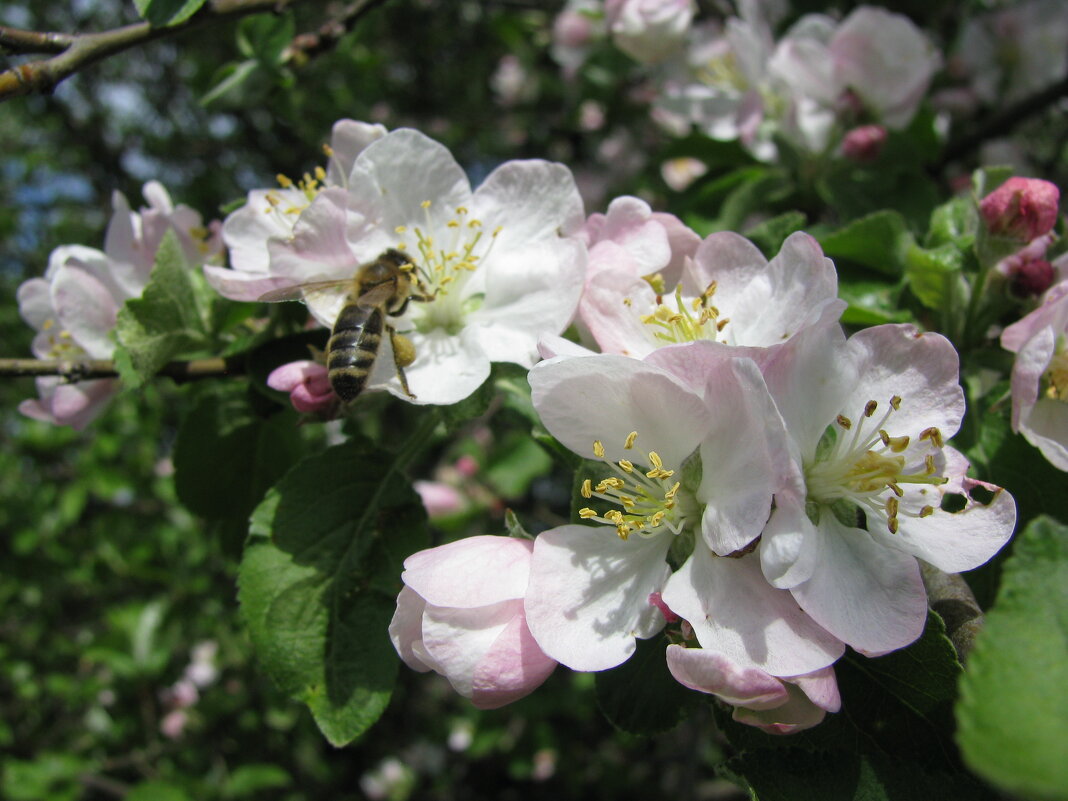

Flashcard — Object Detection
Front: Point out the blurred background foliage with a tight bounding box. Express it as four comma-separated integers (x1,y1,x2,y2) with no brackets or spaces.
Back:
2,0,1067,798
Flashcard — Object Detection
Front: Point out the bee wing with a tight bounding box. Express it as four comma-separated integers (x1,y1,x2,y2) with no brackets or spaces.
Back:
353,282,398,309
258,278,354,304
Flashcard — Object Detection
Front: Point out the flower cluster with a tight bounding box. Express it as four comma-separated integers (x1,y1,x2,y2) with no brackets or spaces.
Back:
16,182,219,428
392,193,1016,733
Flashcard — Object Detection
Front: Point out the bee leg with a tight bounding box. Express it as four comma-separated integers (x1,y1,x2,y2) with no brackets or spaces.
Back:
387,325,417,399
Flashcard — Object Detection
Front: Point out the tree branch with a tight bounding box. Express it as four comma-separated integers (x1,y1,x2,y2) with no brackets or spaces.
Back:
285,0,392,63
938,73,1068,168
0,0,315,102
0,357,245,383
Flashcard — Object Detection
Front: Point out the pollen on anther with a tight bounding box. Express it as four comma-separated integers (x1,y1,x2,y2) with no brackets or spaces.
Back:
864,400,878,417
837,414,853,430
395,225,408,234
890,395,902,410
618,459,634,472
624,431,638,449
581,479,593,499
919,505,934,518
421,200,432,209
593,440,605,458
579,508,598,519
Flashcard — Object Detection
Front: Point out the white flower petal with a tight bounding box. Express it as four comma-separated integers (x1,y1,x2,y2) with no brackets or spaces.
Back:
402,536,533,608
663,545,844,676
525,524,672,672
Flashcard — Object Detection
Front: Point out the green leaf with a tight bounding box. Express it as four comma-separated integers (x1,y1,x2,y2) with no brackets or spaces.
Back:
172,387,305,521
926,196,976,249
237,12,296,68
483,432,552,500
238,440,429,746
904,242,966,311
222,764,291,798
818,211,915,277
718,612,989,798
133,0,207,27
1,753,94,801
956,516,1068,801
743,210,807,258
114,230,210,388
126,782,192,801
200,60,262,108
594,634,690,735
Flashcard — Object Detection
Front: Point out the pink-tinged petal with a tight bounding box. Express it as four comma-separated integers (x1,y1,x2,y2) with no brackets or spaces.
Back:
732,682,828,734
414,481,465,518
585,196,672,274
843,325,965,442
695,356,787,554
651,212,701,287
16,278,54,330
403,536,534,608
473,159,586,246
1009,326,1054,430
1019,398,1068,471
1001,281,1068,353
470,614,557,709
525,524,672,672
266,360,325,392
760,476,822,588
388,586,433,673
665,644,788,708
529,354,714,468
788,665,840,712
877,447,1015,571
22,378,117,430
980,177,1061,242
52,264,120,358
203,264,295,303
580,242,660,357
421,599,520,697
791,517,927,656
267,189,359,287
536,336,597,360
325,119,388,186
663,546,844,676
220,188,309,278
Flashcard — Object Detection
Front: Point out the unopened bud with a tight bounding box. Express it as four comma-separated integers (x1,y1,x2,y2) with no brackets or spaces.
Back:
841,125,887,163
1009,258,1055,298
980,177,1060,242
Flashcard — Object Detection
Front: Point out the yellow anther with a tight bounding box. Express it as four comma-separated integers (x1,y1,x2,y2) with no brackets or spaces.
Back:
623,298,633,307
890,395,902,410
593,440,605,458
322,143,334,157
665,481,681,500
421,200,432,208
276,173,294,188
837,415,853,430
648,510,666,527
314,166,326,181
887,516,899,534
624,431,638,449
645,273,667,295
887,482,904,497
447,220,460,228
618,459,634,472
716,318,729,332
456,206,468,215
864,400,878,417
579,508,598,519
924,454,936,475
919,427,944,448
581,479,593,499
619,495,636,508
649,452,664,470
919,505,934,518
616,525,631,541
604,510,625,525
42,319,54,330
492,226,502,236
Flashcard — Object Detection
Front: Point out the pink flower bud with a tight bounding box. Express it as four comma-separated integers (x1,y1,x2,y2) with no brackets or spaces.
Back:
389,536,556,709
414,480,465,518
841,124,887,163
160,709,188,740
980,177,1061,242
267,360,336,415
1010,258,1055,298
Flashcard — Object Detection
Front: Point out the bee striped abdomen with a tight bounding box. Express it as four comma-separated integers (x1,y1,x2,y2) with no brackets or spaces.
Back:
327,301,384,402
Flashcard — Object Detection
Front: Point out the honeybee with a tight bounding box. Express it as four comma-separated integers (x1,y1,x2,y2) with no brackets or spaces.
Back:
259,249,431,402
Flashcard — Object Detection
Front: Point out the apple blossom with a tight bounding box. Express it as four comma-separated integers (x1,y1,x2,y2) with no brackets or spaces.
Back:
17,182,216,428
605,0,695,65
980,176,1061,243
1001,282,1068,471
212,124,586,405
389,536,556,709
524,350,844,677
204,119,387,301
550,0,605,78
653,321,1016,655
666,645,840,734
579,226,842,359
267,360,337,415
841,124,887,163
